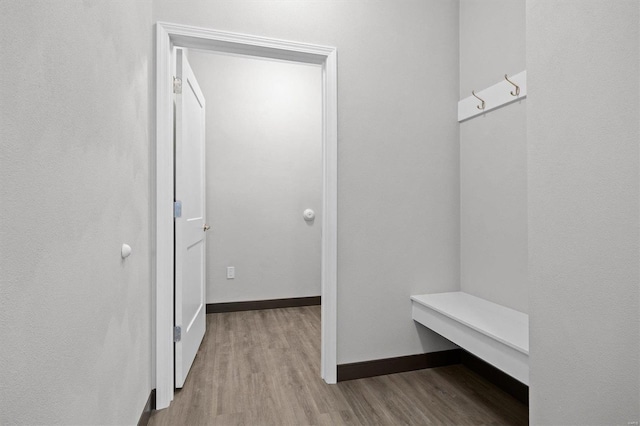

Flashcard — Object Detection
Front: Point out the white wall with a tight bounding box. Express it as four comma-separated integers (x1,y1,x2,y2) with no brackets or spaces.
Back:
459,0,528,313
0,1,153,424
187,51,322,304
527,0,640,423
154,0,461,363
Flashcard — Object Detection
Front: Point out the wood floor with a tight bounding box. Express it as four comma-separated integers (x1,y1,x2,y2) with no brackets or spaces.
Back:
149,306,528,425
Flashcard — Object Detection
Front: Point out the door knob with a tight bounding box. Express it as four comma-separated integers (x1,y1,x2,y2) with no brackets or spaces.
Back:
203,224,211,231
303,209,315,221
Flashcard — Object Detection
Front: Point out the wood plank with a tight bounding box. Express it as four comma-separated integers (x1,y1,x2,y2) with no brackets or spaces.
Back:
149,306,528,426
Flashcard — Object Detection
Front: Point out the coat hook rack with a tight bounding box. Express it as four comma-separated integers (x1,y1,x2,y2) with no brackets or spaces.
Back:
458,70,526,122
504,74,520,96
472,90,485,110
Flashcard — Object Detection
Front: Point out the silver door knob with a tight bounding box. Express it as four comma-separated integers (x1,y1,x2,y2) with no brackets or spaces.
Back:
203,224,211,231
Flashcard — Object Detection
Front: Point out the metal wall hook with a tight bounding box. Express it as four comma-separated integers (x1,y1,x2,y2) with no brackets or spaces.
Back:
504,74,520,96
472,90,485,110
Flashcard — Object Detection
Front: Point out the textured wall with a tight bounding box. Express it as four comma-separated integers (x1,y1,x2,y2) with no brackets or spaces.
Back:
459,0,525,98
188,51,322,304
0,1,153,424
154,0,461,363
459,0,528,313
527,0,640,423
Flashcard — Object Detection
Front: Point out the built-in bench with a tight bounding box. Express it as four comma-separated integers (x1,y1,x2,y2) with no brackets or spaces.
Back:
411,291,529,385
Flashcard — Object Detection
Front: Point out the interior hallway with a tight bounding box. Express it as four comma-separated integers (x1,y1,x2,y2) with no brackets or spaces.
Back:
149,306,527,425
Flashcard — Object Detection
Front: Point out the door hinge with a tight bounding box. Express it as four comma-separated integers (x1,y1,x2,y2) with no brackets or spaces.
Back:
174,200,182,218
174,326,182,343
173,77,182,94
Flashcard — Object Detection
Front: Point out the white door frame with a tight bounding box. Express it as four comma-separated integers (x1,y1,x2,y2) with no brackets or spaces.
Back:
154,22,338,410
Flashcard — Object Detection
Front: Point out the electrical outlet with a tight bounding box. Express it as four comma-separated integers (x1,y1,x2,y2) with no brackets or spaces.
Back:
227,266,235,279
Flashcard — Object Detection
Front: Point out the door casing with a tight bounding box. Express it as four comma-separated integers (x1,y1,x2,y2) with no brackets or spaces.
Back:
154,22,338,410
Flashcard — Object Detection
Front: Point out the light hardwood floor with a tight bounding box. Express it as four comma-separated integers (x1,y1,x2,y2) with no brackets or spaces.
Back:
149,306,528,425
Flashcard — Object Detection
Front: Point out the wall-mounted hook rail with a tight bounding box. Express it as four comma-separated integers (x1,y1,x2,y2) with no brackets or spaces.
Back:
458,70,527,122
472,90,485,110
504,74,520,96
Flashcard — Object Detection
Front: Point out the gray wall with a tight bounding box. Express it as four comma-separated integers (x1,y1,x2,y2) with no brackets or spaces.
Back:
459,0,525,97
459,0,528,313
187,51,322,304
154,0,461,363
3,2,639,424
527,0,640,423
0,1,153,424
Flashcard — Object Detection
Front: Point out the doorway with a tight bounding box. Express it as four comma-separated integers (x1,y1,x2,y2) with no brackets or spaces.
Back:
154,22,338,410
187,49,323,307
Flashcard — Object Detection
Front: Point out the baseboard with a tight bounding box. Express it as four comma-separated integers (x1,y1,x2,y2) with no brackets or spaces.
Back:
461,351,529,406
137,389,156,426
337,349,462,382
336,349,529,405
206,296,321,313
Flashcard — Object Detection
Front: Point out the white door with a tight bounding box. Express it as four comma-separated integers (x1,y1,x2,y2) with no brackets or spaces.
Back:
174,48,207,388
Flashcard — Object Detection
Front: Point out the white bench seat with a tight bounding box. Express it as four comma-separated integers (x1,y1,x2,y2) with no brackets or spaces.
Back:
411,291,529,385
